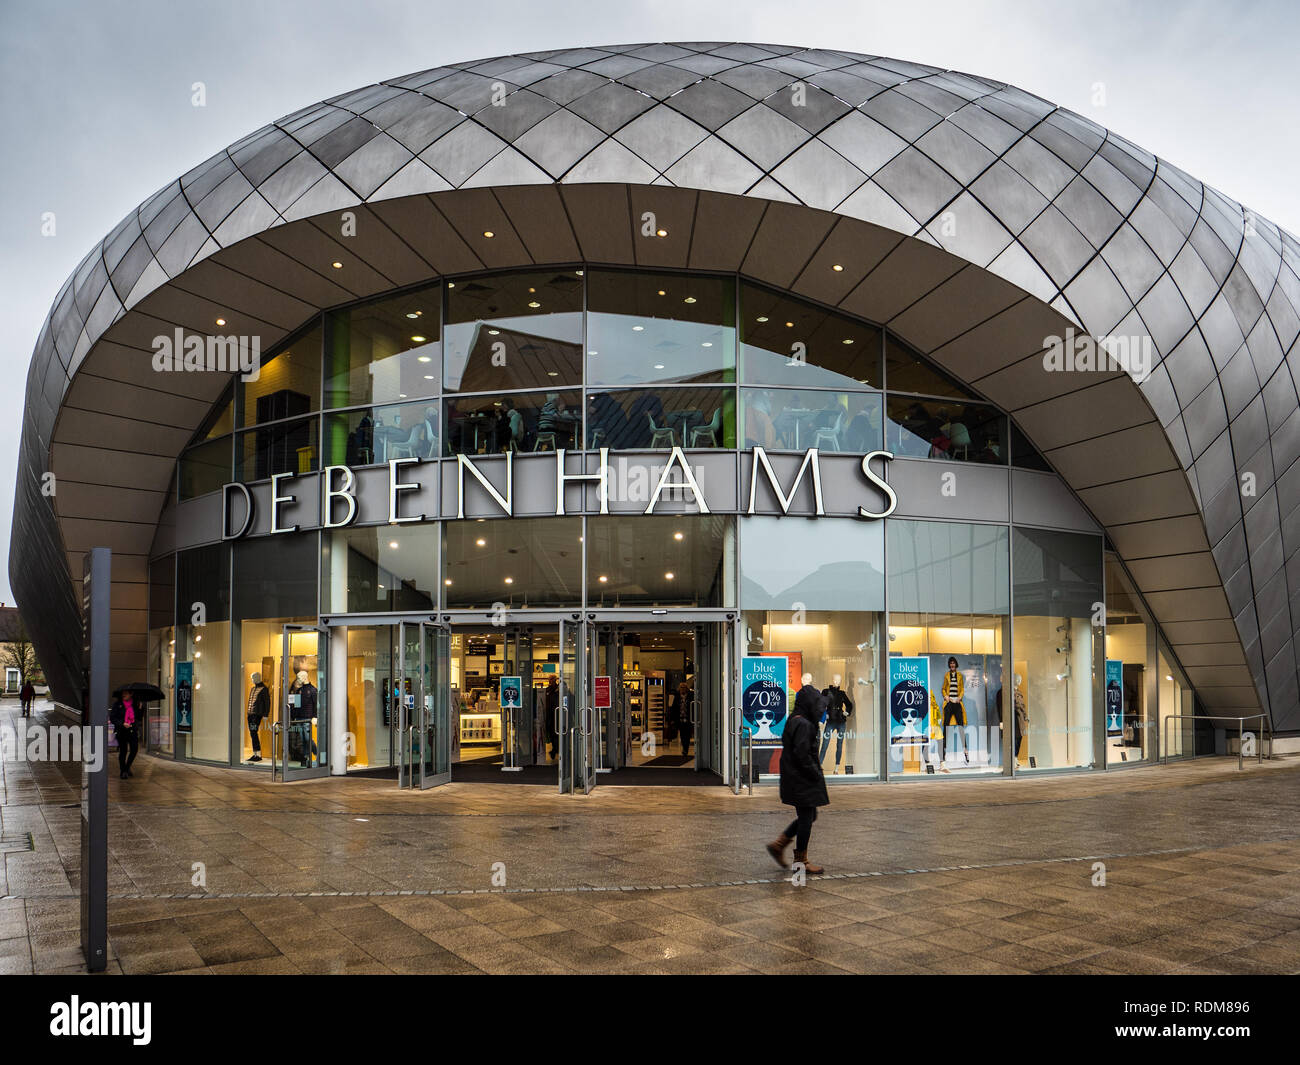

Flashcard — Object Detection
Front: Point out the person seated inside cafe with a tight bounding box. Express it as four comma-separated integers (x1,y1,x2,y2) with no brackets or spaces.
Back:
745,390,777,448
537,393,578,449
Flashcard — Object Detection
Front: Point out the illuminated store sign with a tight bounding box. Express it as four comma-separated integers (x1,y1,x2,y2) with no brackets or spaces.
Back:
220,445,897,539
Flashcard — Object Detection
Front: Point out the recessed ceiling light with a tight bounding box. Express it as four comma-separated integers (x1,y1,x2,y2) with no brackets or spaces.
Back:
483,230,494,238
445,579,452,586
656,229,667,237
657,289,666,296
547,370,558,377
476,538,486,547
632,325,644,332
786,322,794,328
701,342,712,348
756,316,769,323
424,374,434,379
504,576,514,584
399,393,407,398
598,575,608,583
215,317,226,326
417,355,431,362
683,297,696,304
405,311,421,319
528,287,536,294
832,264,844,272
843,338,854,345
389,541,399,549
447,281,455,288
332,261,343,269
575,270,583,276
488,329,500,335
673,531,683,541
528,301,541,309
664,572,675,580
410,335,426,343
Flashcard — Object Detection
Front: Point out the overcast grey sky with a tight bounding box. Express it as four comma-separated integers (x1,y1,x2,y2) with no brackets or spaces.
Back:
1,0,1297,604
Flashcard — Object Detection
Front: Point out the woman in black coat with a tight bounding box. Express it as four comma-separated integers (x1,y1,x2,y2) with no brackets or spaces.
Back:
767,674,830,873
108,689,140,779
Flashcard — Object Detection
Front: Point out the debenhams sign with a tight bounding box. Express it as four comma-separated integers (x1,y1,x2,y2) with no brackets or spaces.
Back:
221,445,897,538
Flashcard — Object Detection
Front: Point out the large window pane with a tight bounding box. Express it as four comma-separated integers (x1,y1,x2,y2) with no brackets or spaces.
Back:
1104,553,1152,765
586,270,735,386
742,517,883,611
885,333,975,398
237,416,319,480
586,515,733,608
886,396,1007,464
887,520,1010,776
444,270,583,392
175,543,230,764
743,610,881,779
239,323,321,427
179,436,231,500
325,401,439,466
322,525,438,614
740,283,882,388
743,388,881,452
587,387,734,449
444,517,581,609
445,390,581,455
233,535,319,621
323,282,441,409
1012,527,1103,772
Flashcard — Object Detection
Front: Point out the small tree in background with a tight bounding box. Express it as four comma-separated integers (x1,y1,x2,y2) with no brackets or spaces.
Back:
1,616,44,691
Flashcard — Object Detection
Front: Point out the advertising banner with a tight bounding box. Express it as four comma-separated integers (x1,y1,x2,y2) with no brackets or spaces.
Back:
593,675,612,710
500,676,522,710
888,656,930,746
175,661,193,734
741,655,788,741
1105,660,1124,735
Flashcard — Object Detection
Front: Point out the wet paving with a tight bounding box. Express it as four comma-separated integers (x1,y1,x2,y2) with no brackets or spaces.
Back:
2,700,1298,974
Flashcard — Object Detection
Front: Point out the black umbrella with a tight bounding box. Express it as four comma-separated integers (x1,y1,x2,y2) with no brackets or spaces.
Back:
112,682,166,702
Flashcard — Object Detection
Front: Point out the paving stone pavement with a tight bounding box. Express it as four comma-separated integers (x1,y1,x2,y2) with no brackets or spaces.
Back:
2,699,1299,974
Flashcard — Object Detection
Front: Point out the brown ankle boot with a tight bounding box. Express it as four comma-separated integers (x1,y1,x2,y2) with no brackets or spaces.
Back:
766,834,793,868
793,850,824,875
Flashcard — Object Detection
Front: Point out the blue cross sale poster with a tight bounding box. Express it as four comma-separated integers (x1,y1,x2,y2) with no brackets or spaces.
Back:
889,656,930,746
1105,659,1123,735
741,655,788,741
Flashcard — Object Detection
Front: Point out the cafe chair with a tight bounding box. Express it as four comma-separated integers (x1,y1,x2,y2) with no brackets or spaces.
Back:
389,424,425,459
534,432,558,451
811,409,844,451
947,421,972,460
589,427,607,449
646,412,675,449
689,408,722,448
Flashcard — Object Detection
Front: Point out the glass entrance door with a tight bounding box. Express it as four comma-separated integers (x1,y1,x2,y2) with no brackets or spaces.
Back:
557,618,593,794
276,625,328,781
693,621,732,774
590,624,623,775
398,620,451,789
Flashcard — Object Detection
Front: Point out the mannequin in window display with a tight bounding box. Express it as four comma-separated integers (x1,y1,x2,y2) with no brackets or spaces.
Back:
245,671,269,763
288,669,318,768
935,657,970,770
1013,674,1028,763
819,674,853,773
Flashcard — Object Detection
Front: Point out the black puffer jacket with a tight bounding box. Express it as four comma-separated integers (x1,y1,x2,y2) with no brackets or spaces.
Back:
780,685,829,808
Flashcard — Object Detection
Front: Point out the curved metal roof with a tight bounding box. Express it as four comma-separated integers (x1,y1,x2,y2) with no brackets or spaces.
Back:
12,42,1300,726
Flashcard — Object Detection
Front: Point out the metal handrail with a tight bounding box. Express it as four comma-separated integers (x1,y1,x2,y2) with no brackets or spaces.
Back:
1162,713,1272,769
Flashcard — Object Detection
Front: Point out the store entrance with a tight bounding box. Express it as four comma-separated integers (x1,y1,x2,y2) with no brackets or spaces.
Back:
443,617,731,789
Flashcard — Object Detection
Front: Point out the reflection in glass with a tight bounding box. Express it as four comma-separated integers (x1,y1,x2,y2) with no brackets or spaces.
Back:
885,333,975,399
586,515,733,608
587,387,734,449
323,282,441,409
237,415,319,480
887,396,1006,464
740,282,882,388
586,270,735,386
325,402,438,465
443,517,581,608
322,525,439,614
1104,553,1152,765
445,390,581,455
1012,528,1103,771
179,436,231,500
743,389,881,452
239,324,321,427
444,270,583,392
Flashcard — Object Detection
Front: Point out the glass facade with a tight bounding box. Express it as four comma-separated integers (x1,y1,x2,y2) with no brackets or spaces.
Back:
155,265,1201,783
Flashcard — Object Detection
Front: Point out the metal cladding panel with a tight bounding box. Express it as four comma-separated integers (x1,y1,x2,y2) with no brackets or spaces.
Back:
10,42,1300,728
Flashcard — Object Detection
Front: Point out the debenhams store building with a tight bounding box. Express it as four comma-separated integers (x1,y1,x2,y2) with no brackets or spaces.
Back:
12,44,1300,792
